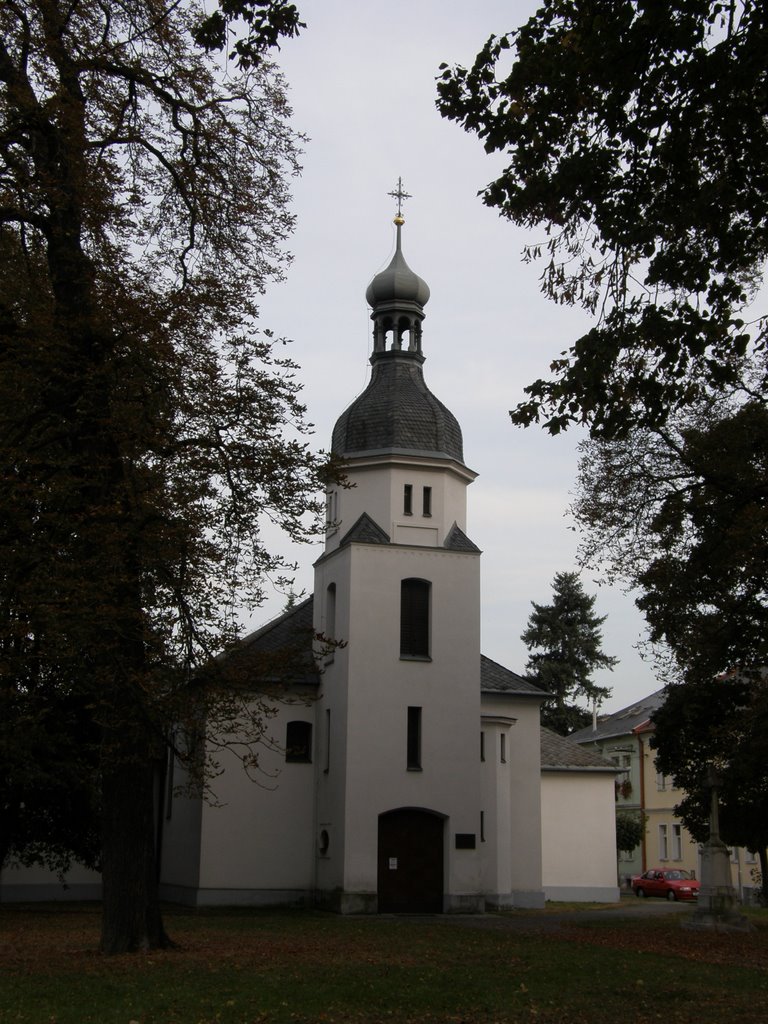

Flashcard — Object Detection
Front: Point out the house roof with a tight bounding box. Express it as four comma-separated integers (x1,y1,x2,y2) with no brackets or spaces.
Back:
569,689,666,744
540,727,618,773
481,655,547,698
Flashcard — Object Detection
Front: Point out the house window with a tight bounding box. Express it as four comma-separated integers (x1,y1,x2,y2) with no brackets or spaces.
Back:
285,721,312,763
407,706,422,770
403,483,413,515
422,486,432,516
400,578,430,659
500,733,507,764
324,709,331,773
480,731,485,762
480,810,485,843
672,823,683,860
659,823,669,860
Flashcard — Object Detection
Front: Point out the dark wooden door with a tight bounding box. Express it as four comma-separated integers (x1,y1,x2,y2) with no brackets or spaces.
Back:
377,809,444,913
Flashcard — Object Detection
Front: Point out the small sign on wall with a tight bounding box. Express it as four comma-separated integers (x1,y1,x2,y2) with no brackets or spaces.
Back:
455,833,476,850
389,857,398,870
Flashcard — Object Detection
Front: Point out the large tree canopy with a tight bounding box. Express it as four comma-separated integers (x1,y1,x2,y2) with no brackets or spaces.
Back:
521,571,616,734
0,0,325,953
437,1,768,437
573,397,768,683
651,676,768,902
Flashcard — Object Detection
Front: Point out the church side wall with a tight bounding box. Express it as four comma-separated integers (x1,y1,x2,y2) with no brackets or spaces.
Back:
482,694,545,908
0,861,102,902
188,695,316,905
313,545,353,902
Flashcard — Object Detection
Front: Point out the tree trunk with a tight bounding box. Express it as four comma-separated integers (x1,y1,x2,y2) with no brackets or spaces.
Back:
759,847,768,907
100,738,170,953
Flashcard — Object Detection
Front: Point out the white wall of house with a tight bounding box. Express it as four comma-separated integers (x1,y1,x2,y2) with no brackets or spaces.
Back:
541,770,620,901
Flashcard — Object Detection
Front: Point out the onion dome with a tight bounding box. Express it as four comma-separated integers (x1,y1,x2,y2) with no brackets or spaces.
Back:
365,221,430,309
332,214,464,464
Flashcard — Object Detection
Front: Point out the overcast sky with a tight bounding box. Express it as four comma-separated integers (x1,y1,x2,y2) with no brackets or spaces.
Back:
250,0,660,714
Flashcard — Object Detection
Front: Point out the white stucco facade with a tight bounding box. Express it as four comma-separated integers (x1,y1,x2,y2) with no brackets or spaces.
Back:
541,770,621,902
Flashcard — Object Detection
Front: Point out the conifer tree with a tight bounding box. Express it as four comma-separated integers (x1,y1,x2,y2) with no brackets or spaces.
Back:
522,572,616,735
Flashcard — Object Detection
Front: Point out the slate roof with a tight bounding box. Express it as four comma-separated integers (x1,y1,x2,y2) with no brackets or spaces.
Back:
481,655,548,698
339,512,391,547
444,522,481,553
540,727,618,772
569,689,666,744
231,596,320,686
331,355,464,463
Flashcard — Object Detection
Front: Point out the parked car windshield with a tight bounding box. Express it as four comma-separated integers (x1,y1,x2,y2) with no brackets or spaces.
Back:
664,870,692,880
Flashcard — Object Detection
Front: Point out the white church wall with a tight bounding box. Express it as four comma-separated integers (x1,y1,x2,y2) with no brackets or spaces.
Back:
0,860,102,901
326,457,473,554
167,697,317,906
319,539,484,910
313,544,353,900
482,694,545,908
541,770,620,902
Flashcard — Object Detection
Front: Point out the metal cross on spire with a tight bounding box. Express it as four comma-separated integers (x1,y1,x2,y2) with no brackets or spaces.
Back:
388,177,412,219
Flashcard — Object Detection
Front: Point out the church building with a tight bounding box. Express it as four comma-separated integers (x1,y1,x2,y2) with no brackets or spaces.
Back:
1,204,619,909
158,207,602,913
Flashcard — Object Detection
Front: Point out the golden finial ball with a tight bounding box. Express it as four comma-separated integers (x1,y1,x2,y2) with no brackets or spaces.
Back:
394,214,405,225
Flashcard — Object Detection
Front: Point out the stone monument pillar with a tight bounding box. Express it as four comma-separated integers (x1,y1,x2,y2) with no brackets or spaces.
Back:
684,768,752,932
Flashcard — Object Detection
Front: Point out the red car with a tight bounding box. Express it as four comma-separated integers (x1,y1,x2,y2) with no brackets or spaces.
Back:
631,868,700,901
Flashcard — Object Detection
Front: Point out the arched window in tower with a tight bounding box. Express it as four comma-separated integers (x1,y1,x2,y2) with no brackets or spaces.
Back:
400,578,431,659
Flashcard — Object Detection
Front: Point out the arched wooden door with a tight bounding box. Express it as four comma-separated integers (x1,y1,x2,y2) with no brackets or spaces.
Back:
377,808,444,913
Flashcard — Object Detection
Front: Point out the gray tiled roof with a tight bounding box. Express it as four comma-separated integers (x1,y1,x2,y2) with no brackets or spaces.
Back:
231,596,320,686
569,689,666,744
481,655,548,697
339,512,391,547
331,354,464,463
444,522,481,553
540,727,618,772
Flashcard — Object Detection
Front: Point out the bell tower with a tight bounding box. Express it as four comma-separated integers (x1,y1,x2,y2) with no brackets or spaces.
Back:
313,185,484,913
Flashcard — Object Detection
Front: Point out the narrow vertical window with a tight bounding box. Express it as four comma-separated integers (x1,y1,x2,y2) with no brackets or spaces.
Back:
480,731,485,762
400,578,430,658
403,483,413,515
500,733,507,764
285,721,312,763
659,823,669,860
422,486,432,516
407,706,422,770
325,583,336,661
324,709,331,773
480,810,485,843
672,823,682,860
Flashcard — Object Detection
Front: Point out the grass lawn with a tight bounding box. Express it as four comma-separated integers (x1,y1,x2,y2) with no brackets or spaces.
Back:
1,902,767,1024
